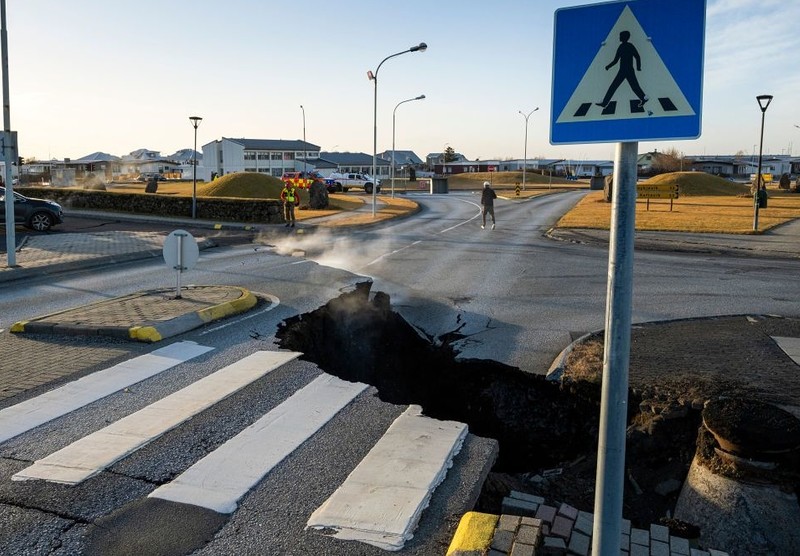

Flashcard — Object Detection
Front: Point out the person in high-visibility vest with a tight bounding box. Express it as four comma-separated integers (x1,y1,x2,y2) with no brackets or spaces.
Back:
280,182,300,227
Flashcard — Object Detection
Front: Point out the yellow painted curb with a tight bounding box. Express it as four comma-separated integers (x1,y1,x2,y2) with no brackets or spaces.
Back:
10,321,27,333
129,326,163,343
446,511,498,556
197,287,257,323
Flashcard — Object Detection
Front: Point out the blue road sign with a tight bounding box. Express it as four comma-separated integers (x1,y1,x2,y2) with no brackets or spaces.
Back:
551,0,705,144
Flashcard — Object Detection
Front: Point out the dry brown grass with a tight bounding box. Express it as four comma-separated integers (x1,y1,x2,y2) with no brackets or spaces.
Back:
557,185,800,234
315,195,418,227
564,339,604,383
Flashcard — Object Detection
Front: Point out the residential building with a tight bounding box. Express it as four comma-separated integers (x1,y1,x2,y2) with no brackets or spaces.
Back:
300,152,391,180
200,138,321,180
120,149,182,179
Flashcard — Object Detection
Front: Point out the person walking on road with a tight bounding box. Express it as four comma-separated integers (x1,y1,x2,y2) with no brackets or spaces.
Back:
280,181,300,227
480,181,497,230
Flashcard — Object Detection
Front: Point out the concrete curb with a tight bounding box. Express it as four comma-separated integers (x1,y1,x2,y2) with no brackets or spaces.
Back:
11,286,258,343
446,512,498,556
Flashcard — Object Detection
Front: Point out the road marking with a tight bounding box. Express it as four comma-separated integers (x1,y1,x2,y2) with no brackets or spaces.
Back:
307,405,468,551
148,373,368,514
0,341,213,445
363,241,422,268
12,351,301,484
198,293,280,335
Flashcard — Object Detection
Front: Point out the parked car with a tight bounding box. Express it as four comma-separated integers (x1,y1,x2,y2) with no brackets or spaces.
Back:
136,173,166,182
0,186,63,231
327,172,381,194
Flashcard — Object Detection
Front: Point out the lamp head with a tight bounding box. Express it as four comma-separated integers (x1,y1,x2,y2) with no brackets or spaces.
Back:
756,94,773,112
189,116,202,128
410,42,427,52
367,70,375,80
416,94,426,100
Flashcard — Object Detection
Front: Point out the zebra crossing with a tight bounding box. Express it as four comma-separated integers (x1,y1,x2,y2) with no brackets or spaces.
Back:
0,342,476,554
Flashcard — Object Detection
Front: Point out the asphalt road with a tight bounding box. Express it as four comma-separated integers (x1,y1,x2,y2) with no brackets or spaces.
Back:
3,191,800,554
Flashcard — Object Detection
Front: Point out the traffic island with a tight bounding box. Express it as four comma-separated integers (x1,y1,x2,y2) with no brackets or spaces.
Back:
10,285,258,342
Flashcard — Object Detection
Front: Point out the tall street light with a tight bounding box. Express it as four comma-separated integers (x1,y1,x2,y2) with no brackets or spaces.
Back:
300,105,307,175
518,107,539,191
753,94,772,231
391,94,425,198
369,41,427,216
189,116,202,219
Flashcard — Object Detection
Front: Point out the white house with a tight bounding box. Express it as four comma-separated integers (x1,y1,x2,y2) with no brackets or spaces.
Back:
200,138,321,180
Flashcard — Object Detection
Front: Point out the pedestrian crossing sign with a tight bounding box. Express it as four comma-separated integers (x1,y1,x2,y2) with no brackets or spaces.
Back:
551,0,705,144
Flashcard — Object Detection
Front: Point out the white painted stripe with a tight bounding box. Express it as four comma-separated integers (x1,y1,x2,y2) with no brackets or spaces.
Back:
0,341,213,445
307,405,467,551
149,373,367,514
12,351,301,484
772,336,800,362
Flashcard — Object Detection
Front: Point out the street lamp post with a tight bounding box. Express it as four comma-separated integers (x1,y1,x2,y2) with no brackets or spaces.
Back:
189,116,202,219
753,94,773,231
300,105,307,175
369,42,427,216
518,107,539,191
392,94,425,198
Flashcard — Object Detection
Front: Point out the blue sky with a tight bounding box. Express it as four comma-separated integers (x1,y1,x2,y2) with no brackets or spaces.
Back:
9,0,800,162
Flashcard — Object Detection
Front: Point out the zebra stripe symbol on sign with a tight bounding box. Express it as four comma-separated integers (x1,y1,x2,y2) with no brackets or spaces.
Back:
556,5,694,125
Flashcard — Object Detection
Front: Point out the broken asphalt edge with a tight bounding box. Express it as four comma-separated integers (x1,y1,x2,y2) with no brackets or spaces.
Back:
10,286,257,343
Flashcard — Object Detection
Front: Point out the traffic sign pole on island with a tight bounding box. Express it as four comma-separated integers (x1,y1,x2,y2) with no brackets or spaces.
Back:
551,1,705,554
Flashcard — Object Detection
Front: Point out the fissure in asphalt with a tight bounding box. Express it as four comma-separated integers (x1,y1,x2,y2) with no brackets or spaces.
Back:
275,281,600,472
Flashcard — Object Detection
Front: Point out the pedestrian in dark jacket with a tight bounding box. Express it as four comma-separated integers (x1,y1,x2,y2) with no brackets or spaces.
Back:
480,181,497,229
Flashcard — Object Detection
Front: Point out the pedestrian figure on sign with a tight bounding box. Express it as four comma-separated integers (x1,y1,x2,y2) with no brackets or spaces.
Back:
280,182,300,227
596,30,648,109
480,181,497,230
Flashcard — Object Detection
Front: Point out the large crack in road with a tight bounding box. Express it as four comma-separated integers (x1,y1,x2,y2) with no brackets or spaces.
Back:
274,281,714,528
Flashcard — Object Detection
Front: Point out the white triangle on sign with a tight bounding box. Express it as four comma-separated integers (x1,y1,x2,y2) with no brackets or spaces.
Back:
556,5,695,124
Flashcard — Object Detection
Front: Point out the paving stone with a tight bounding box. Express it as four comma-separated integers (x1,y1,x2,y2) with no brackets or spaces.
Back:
551,515,574,540
620,532,630,551
491,529,515,553
574,512,593,536
689,550,710,556
502,497,539,518
535,504,557,525
509,490,546,505
630,527,650,546
650,539,669,556
488,550,506,556
707,550,730,556
557,502,579,521
567,530,590,556
621,518,631,535
520,516,543,528
650,523,670,543
670,535,690,555
515,524,541,547
510,542,536,556
498,514,521,532
630,543,649,556
539,536,567,555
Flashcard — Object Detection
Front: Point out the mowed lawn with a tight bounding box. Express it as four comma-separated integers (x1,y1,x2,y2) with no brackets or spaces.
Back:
556,172,800,234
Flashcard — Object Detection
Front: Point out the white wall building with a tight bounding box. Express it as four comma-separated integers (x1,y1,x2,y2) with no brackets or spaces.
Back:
200,138,320,180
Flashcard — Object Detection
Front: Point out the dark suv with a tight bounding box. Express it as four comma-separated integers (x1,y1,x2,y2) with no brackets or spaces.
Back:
0,187,63,231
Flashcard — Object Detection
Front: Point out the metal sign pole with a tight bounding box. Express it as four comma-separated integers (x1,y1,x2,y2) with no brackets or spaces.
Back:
1,0,16,267
592,141,637,556
175,232,185,299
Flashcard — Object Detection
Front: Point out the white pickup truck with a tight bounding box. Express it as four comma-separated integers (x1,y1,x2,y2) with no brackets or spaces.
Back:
327,172,381,194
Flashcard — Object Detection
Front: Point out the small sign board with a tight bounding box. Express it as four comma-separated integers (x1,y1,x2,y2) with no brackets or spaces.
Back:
163,230,199,271
637,184,679,199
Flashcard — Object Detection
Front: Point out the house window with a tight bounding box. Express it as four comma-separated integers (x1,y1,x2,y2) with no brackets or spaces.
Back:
245,167,257,172
283,152,295,160
272,169,282,177
258,153,269,160
271,152,282,160
244,152,256,161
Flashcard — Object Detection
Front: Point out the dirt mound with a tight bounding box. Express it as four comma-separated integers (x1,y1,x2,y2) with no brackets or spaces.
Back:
200,172,284,199
643,172,749,196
